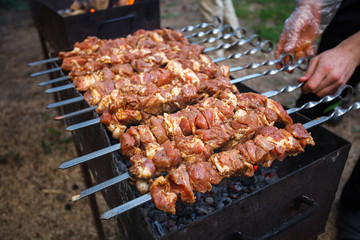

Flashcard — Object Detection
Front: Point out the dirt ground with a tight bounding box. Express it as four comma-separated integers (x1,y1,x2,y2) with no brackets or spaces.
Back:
0,1,359,239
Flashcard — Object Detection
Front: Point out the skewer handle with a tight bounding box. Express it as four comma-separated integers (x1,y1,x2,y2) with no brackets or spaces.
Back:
212,40,272,63
190,26,246,45
262,82,304,98
287,85,353,115
186,24,233,39
178,16,222,32
204,34,261,53
229,52,289,73
230,57,309,85
303,101,360,129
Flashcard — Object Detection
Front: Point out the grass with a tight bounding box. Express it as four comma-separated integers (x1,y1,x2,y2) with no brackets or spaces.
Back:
233,0,295,43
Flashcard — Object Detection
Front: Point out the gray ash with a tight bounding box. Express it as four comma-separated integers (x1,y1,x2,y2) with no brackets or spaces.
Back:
140,166,279,237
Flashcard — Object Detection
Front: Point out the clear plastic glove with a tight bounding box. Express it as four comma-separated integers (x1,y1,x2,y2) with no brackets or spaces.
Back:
299,31,360,97
275,0,342,68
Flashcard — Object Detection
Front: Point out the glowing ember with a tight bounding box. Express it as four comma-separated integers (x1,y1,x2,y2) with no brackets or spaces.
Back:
90,8,95,13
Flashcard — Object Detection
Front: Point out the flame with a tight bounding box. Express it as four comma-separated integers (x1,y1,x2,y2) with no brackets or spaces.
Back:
90,8,95,13
126,0,135,5
254,165,258,171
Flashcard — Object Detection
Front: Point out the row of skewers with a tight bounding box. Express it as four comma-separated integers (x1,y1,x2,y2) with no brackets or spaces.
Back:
28,18,359,219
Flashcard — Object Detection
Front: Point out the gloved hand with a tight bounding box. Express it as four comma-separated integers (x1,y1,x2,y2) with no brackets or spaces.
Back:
275,0,342,68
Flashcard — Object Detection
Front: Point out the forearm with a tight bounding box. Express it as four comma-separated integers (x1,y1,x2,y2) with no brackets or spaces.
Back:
337,31,360,66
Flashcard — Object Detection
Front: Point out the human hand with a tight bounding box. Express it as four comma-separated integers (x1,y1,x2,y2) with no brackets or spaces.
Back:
298,35,360,97
275,3,321,68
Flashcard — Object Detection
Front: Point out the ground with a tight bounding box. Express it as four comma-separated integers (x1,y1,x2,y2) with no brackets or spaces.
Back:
0,1,359,239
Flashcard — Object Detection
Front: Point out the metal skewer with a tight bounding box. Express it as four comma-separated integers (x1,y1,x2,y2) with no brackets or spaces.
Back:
204,34,262,53
229,53,289,73
287,85,353,114
178,16,222,32
212,40,273,63
45,83,75,93
100,101,360,219
230,57,309,85
101,194,152,220
71,172,131,202
190,26,246,45
47,96,84,109
28,57,60,66
55,106,98,120
66,118,101,131
303,101,360,129
262,83,304,98
30,66,62,77
38,76,70,86
69,88,343,202
59,143,121,169
185,24,234,39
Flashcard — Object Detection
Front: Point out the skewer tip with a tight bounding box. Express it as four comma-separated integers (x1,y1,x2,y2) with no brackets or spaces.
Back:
100,213,110,220
71,194,81,202
58,163,69,169
54,116,63,120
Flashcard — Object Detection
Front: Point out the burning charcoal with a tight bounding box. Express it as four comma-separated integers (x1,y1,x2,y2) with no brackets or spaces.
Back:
211,185,222,194
178,217,187,225
195,206,210,216
255,175,265,183
194,192,202,200
214,194,222,203
155,212,167,223
152,221,165,236
179,206,193,217
230,193,239,199
205,197,214,205
217,197,232,209
169,225,178,232
231,184,244,193
167,219,176,227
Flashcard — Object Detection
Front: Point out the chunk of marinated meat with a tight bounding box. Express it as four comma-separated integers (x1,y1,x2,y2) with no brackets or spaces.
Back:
285,123,315,148
129,155,156,179
187,161,222,193
150,176,177,214
152,140,182,170
150,116,169,144
167,164,195,204
208,149,254,178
